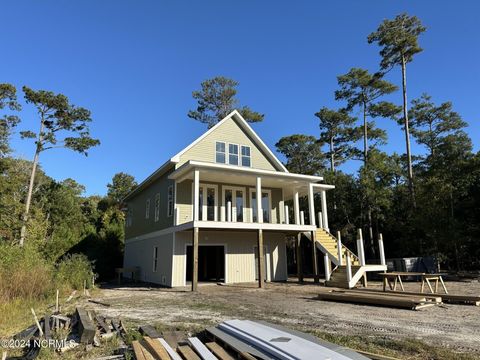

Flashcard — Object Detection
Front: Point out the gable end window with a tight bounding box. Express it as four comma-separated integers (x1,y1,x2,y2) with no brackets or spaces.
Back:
241,146,251,167
216,142,226,164
145,199,150,219
229,144,239,165
167,185,173,217
154,193,160,222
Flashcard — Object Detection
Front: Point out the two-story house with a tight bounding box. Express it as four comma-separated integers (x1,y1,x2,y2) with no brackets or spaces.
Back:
123,110,384,291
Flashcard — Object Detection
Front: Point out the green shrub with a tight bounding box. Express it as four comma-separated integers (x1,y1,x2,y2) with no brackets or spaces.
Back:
0,243,54,303
56,253,95,290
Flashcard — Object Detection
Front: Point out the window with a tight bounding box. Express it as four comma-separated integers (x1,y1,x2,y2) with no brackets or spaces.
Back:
241,146,251,167
153,246,158,272
145,199,150,219
126,209,133,227
154,193,160,222
229,144,239,165
167,185,173,217
216,142,226,163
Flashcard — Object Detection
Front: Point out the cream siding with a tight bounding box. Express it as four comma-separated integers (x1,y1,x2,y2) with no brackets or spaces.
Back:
172,231,287,287
123,232,174,286
177,117,278,171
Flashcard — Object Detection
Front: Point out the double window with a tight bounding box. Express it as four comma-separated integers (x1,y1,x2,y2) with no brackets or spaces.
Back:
216,142,251,167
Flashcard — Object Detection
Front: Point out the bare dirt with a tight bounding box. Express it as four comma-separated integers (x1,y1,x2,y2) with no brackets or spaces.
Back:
84,279,480,356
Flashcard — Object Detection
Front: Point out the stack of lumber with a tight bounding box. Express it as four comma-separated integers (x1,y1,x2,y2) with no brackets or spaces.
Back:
353,289,480,306
317,289,438,310
132,320,371,359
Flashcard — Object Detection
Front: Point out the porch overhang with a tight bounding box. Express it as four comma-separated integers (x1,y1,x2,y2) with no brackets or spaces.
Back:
168,160,334,198
175,220,317,233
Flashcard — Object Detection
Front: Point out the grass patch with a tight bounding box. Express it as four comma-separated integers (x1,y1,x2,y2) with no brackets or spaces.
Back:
310,330,479,360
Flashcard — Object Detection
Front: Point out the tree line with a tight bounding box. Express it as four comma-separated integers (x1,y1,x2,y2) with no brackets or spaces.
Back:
187,14,479,270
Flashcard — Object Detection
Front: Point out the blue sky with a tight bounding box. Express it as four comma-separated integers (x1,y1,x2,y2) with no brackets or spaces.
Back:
3,1,479,195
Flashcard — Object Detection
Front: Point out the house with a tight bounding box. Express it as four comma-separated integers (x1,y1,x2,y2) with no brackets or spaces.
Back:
123,110,385,291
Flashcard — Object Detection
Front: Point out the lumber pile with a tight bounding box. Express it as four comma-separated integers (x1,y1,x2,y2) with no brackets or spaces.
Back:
317,289,437,310
129,319,373,360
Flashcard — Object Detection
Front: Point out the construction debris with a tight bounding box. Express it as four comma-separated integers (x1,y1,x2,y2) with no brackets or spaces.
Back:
317,289,436,310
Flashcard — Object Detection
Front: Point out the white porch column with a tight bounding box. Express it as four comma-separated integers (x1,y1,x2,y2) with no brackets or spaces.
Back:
308,183,316,227
337,231,343,266
317,212,323,229
293,190,300,225
193,169,200,222
378,233,386,266
346,255,352,287
284,205,289,224
256,176,263,223
356,228,366,266
324,253,330,282
300,211,305,225
320,190,329,232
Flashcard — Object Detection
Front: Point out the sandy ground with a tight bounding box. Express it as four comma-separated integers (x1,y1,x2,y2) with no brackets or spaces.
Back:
84,279,480,355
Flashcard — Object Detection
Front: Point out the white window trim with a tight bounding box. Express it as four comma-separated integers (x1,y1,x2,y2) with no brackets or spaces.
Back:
241,145,252,167
221,185,246,222
249,188,272,223
167,185,174,217
228,143,240,166
154,193,160,222
191,183,219,221
215,141,226,164
215,142,252,167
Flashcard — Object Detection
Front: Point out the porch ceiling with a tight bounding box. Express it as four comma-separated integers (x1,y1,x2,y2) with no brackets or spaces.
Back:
168,160,333,198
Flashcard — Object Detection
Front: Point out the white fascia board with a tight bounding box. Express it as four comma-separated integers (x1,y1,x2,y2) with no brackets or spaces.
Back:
170,109,288,172
168,160,324,183
311,183,335,190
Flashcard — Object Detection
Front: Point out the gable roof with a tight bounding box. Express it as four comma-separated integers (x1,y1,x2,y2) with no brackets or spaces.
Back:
123,110,288,201
170,110,288,172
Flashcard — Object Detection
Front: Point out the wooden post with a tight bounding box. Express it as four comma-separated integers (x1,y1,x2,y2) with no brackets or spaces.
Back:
346,255,352,288
312,231,319,283
300,211,305,225
324,253,330,282
256,177,263,223
55,289,59,313
257,229,265,288
308,183,316,227
284,205,289,224
31,308,44,337
296,234,303,282
318,212,323,229
356,228,366,266
337,231,343,266
293,191,300,225
192,227,199,292
378,233,386,266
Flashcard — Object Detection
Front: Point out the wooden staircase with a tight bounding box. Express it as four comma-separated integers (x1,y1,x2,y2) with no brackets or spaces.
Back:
304,228,388,289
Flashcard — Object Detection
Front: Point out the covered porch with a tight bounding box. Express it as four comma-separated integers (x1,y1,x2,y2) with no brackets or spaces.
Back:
168,160,334,291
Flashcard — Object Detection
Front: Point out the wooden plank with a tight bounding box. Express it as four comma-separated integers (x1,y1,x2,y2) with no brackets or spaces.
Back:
187,337,216,360
95,315,111,333
139,325,161,338
162,331,186,349
360,288,479,305
317,292,427,310
76,307,96,343
158,338,183,360
88,299,111,307
30,308,44,337
330,290,428,303
178,345,201,360
44,314,51,340
205,342,235,360
132,340,147,360
143,336,170,360
349,289,442,303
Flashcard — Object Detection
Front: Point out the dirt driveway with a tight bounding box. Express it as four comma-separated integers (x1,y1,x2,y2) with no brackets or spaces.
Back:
85,279,480,357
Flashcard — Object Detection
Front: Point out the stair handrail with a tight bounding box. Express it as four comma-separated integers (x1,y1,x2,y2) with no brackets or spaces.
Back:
317,228,360,263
